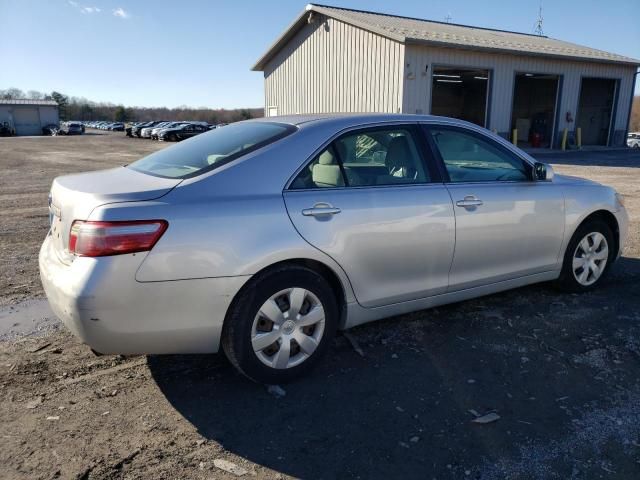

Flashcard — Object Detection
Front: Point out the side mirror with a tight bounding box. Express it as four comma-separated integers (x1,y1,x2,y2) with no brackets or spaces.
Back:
534,162,554,181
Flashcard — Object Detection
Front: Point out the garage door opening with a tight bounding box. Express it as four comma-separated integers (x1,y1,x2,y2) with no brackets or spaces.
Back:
511,73,559,149
13,107,41,136
577,78,617,146
431,68,489,127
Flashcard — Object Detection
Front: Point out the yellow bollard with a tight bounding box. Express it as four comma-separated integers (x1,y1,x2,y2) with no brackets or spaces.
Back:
576,127,582,149
561,128,568,151
512,129,518,146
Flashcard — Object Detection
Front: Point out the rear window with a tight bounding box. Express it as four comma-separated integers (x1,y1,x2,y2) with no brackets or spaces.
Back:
128,121,296,179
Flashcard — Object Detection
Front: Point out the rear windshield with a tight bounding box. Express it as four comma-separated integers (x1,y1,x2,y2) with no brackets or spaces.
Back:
128,121,296,179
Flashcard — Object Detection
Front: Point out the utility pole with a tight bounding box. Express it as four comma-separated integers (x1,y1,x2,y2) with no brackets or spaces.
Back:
444,13,452,23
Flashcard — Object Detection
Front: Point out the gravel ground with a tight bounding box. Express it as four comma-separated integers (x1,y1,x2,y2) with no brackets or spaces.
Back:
1,132,639,479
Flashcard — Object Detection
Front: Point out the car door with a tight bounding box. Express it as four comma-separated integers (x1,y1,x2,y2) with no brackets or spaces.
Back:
180,125,194,140
424,124,565,291
283,124,456,308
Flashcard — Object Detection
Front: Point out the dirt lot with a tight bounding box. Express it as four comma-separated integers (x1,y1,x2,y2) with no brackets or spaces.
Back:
1,132,639,479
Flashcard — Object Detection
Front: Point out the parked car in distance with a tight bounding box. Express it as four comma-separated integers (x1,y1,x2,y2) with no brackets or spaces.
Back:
42,124,59,136
628,132,640,148
59,122,84,135
40,114,628,384
132,121,164,138
125,122,142,137
151,122,185,140
158,123,209,141
109,122,125,132
0,122,14,137
141,122,165,139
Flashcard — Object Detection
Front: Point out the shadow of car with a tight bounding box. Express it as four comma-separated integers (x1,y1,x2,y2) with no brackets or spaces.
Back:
147,257,640,478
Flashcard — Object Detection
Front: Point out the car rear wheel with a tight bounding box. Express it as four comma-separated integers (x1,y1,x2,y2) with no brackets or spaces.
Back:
222,265,338,384
553,220,614,292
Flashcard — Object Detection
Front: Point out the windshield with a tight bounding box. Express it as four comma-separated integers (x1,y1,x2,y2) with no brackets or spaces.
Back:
128,121,296,179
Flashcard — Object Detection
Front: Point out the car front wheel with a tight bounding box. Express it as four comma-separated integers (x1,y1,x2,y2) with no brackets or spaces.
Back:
222,265,338,383
554,219,615,292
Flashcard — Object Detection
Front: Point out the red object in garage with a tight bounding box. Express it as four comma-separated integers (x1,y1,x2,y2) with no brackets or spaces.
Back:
530,132,542,148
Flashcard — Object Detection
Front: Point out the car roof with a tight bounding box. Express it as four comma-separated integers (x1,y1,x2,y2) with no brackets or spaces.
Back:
250,113,467,128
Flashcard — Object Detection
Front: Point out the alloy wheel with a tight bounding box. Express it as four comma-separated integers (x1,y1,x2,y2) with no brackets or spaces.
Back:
572,231,609,286
251,288,325,369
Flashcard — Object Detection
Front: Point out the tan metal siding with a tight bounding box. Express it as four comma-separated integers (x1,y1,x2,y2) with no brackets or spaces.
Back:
263,15,404,115
402,44,636,139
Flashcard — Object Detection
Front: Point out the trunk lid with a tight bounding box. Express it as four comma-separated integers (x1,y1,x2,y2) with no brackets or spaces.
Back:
49,166,180,259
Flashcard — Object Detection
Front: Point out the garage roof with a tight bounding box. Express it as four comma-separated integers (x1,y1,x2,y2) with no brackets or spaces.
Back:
0,99,59,106
253,4,640,70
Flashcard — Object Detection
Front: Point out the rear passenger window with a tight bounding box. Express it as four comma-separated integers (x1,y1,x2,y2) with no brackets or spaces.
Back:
290,127,429,189
290,147,345,189
334,129,429,186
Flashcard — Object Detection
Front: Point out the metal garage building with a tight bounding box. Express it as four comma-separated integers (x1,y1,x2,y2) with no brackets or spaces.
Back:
253,4,640,148
0,99,59,136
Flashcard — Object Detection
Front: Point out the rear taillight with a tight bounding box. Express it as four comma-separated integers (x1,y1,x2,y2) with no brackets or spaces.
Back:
69,220,168,257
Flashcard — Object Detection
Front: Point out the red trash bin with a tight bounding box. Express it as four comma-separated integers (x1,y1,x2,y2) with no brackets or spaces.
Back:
531,132,542,148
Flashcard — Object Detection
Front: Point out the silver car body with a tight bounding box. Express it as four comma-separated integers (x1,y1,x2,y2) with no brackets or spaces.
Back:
140,123,170,138
39,114,629,355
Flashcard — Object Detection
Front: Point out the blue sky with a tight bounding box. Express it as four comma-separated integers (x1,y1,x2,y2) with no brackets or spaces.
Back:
1,0,638,108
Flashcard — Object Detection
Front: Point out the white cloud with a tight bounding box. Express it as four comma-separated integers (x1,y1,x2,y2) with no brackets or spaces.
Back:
112,7,130,19
68,1,101,15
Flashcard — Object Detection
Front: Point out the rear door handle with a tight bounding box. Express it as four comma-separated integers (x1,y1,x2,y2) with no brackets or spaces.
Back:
302,203,341,217
456,196,483,208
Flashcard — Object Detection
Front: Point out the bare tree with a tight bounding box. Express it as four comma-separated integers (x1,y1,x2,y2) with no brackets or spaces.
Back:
26,90,44,100
0,88,26,99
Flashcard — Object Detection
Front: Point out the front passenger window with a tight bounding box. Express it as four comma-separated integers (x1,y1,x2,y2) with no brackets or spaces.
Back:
430,129,530,183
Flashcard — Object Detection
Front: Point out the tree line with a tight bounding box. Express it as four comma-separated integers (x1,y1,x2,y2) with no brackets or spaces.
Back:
0,88,263,124
4,87,637,132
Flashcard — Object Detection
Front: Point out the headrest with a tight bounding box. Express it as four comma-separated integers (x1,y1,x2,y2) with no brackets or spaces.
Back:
318,150,335,165
386,136,413,169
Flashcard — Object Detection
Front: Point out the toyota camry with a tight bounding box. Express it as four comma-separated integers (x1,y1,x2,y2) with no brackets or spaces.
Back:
40,114,628,383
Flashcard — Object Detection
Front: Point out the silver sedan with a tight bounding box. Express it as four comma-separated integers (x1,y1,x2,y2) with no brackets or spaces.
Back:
40,114,629,383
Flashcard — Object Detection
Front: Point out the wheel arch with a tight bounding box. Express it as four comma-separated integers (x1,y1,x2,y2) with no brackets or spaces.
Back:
573,209,620,256
224,258,349,331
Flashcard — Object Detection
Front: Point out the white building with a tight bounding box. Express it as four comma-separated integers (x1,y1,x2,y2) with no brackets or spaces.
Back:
253,4,640,148
0,99,59,136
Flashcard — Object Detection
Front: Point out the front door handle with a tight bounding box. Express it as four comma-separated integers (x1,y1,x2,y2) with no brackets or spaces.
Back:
302,203,341,217
456,195,483,208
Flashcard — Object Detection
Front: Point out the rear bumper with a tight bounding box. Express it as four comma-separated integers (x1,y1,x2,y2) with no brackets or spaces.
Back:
39,234,250,354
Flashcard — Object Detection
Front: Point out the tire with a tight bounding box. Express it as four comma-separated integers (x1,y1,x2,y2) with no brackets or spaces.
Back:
222,265,338,384
169,134,177,142
553,219,615,292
